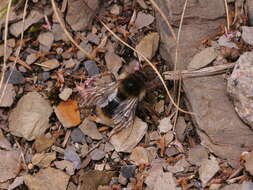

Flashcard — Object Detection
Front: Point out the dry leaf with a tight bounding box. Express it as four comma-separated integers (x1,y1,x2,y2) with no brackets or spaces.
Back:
54,100,81,128
25,168,70,190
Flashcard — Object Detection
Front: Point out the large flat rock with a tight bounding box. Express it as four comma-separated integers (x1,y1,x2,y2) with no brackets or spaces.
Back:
156,0,253,167
184,76,253,167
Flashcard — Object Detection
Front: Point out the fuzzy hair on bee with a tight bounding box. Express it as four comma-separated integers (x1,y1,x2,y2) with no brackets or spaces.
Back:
77,71,146,134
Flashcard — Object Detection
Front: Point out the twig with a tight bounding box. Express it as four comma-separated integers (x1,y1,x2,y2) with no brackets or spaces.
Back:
8,56,32,70
0,0,29,106
62,129,71,148
0,0,12,104
33,62,54,69
173,0,189,133
0,0,29,104
99,19,194,115
163,63,236,80
224,0,230,31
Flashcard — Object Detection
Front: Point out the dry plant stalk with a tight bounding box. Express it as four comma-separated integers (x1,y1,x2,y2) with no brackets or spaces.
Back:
163,63,236,80
0,0,12,104
224,0,230,31
0,0,29,104
173,0,189,131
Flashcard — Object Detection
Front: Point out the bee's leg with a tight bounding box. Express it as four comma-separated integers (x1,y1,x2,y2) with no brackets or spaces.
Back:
108,124,134,141
88,114,97,121
142,61,160,68
108,126,124,139
100,72,115,79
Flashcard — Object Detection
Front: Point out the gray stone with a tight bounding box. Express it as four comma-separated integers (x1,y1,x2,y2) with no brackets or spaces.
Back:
188,47,217,70
9,11,44,37
66,0,100,31
187,145,208,166
175,116,187,142
199,157,220,186
90,149,106,161
156,0,253,168
79,118,103,140
84,60,99,76
227,52,253,129
120,165,136,178
87,33,100,45
77,42,92,60
242,26,253,45
64,149,81,170
71,128,86,144
59,88,72,101
134,12,154,30
38,32,54,52
158,117,173,133
184,76,253,167
5,70,25,84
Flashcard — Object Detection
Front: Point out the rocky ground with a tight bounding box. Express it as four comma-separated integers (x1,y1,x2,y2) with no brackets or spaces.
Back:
1,0,253,190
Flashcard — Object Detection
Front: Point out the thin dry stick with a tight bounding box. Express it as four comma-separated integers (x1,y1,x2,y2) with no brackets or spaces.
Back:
0,0,12,103
99,20,194,115
0,0,29,104
173,0,189,131
224,0,230,31
50,0,93,60
164,63,236,80
149,0,177,42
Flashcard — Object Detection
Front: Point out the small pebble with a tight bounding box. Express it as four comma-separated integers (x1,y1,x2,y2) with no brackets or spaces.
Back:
71,128,86,144
5,70,25,84
90,149,106,161
84,60,99,76
59,88,73,101
120,165,136,178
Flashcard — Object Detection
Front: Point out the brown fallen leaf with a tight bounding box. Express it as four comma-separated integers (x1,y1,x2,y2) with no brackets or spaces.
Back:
79,170,117,190
135,32,159,61
0,150,21,182
34,135,55,153
54,100,81,128
25,167,70,190
32,152,56,168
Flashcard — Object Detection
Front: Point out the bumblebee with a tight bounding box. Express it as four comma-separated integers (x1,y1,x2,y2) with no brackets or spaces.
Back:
78,71,146,133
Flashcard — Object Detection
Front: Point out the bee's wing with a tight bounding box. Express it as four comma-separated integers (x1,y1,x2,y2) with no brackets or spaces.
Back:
111,97,138,132
78,74,119,107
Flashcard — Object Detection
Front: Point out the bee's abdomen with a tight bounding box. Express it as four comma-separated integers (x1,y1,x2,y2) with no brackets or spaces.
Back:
102,98,120,118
